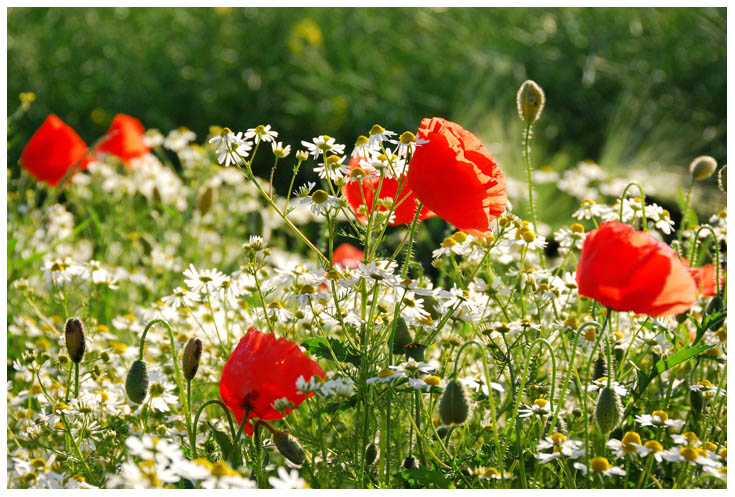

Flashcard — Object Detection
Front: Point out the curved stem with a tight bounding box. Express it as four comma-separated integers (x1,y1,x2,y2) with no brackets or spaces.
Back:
689,225,722,295
618,181,648,230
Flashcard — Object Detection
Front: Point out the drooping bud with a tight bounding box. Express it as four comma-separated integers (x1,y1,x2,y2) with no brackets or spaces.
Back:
182,337,203,381
593,355,607,382
690,387,704,415
364,443,378,466
390,317,412,355
516,80,546,124
273,430,306,466
439,379,470,425
126,359,150,404
595,386,623,433
64,317,86,364
689,155,717,181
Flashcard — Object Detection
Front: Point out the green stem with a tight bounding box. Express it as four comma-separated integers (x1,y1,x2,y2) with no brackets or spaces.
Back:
618,181,648,231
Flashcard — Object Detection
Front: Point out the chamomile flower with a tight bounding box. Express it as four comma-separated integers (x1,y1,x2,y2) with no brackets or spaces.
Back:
519,398,552,418
587,378,627,396
208,129,251,167
536,433,585,463
301,135,345,159
388,131,429,159
606,431,651,458
634,410,685,430
161,287,199,309
367,124,396,147
183,264,226,293
296,375,323,395
42,257,80,287
268,467,308,489
366,368,405,384
271,141,291,159
146,370,178,413
313,154,348,181
661,446,722,467
574,457,626,477
572,199,613,221
245,124,278,144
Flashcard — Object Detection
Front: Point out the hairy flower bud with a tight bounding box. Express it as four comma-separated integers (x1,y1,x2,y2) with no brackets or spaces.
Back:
183,337,203,381
517,80,546,124
64,317,86,363
364,443,378,466
718,165,727,192
595,386,623,433
439,379,471,425
689,155,717,181
391,317,412,355
593,355,607,382
126,359,150,404
273,430,306,466
689,388,704,415
403,342,426,362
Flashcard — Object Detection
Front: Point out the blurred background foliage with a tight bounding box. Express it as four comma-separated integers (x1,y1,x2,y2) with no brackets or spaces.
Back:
7,7,726,213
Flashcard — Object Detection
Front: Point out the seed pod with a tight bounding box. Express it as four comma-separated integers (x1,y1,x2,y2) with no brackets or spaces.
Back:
364,443,378,466
516,80,546,124
403,342,426,362
689,155,717,181
690,388,704,415
595,387,623,434
439,379,470,426
273,431,306,466
593,355,607,381
125,359,150,404
182,337,203,381
64,317,86,363
390,317,412,355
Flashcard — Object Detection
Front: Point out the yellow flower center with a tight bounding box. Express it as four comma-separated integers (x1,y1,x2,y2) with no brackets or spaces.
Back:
590,457,611,473
423,375,441,387
680,447,698,461
652,410,668,423
399,131,416,144
377,368,395,379
483,467,500,478
584,328,597,342
551,432,567,445
369,124,386,135
311,190,329,204
704,442,717,453
441,237,457,248
452,231,468,243
533,398,548,409
622,432,642,454
682,431,700,444
644,440,663,453
354,135,369,146
697,379,714,388
570,223,585,233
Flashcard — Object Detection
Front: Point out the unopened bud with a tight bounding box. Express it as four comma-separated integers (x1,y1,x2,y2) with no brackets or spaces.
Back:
689,155,717,181
595,387,623,433
64,318,86,363
273,430,306,466
593,355,607,382
125,359,150,404
517,80,546,124
364,443,378,466
690,388,704,415
403,342,426,362
391,317,412,355
439,379,470,425
182,338,202,381
196,186,215,216
295,150,309,161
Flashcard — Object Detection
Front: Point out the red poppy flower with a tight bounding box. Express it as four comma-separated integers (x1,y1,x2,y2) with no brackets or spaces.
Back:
95,113,149,165
333,243,364,269
342,157,435,225
576,221,697,316
20,114,91,186
689,264,725,297
407,117,506,237
220,328,324,436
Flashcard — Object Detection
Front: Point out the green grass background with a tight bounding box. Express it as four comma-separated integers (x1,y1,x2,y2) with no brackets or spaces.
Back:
7,7,726,211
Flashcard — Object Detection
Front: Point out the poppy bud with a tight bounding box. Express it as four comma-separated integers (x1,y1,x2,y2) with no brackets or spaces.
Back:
403,342,426,362
403,456,416,469
182,337,203,381
273,430,306,466
516,80,546,124
690,388,704,415
593,355,607,381
717,165,726,192
689,155,717,181
595,387,623,433
364,443,378,466
435,425,449,440
439,379,470,425
64,318,86,364
126,359,150,404
391,317,412,355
